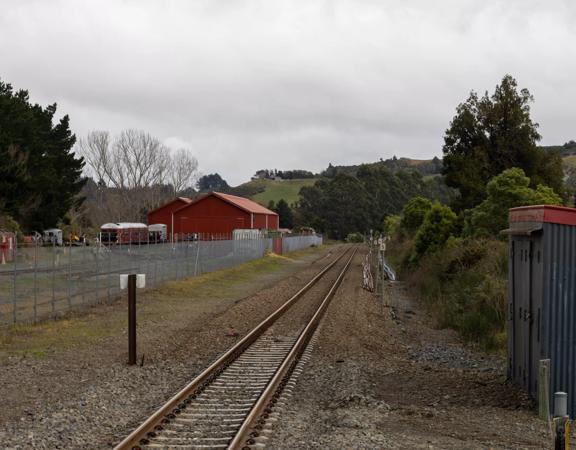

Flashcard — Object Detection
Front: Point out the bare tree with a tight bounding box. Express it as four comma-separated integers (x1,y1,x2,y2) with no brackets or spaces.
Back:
77,131,112,184
76,129,200,226
169,148,199,195
109,129,170,189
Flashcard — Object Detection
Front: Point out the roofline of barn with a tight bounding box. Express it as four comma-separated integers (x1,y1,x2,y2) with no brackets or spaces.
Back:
173,191,278,216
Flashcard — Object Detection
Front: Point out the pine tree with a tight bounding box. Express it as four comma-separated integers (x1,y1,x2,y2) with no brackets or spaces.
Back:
442,75,564,210
275,199,294,229
0,79,85,230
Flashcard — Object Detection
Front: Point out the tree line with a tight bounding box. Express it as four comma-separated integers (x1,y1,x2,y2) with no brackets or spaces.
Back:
77,130,199,227
0,80,85,231
296,166,452,239
0,77,203,233
384,75,565,349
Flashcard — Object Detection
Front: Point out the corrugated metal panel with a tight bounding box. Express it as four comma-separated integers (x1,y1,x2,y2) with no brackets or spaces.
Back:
541,223,576,417
509,214,576,417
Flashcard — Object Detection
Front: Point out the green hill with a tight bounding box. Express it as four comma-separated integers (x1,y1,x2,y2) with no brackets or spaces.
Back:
229,178,318,207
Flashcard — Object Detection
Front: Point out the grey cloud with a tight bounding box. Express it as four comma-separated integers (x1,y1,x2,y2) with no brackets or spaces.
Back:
1,0,575,184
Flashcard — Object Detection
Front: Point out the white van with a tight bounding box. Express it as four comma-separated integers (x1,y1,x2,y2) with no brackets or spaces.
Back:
43,228,63,246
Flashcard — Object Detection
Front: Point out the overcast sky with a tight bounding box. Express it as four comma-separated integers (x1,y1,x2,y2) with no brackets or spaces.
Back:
1,0,575,185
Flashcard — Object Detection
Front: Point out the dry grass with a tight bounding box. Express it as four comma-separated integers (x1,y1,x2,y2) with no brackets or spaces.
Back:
0,245,325,360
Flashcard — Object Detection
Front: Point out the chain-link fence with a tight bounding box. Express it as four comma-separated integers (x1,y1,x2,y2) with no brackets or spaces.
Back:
281,234,322,253
0,233,322,325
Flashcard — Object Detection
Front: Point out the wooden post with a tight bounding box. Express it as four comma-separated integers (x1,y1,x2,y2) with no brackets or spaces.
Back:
539,359,551,420
128,274,137,365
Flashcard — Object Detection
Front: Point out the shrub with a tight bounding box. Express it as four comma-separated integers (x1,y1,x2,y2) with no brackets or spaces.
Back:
468,167,562,237
382,215,400,238
345,232,364,243
401,196,432,234
408,238,508,350
412,203,457,261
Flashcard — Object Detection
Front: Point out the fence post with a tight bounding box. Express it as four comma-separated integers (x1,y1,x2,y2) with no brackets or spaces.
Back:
81,241,86,306
107,234,112,303
128,274,137,365
67,239,72,309
12,236,17,324
539,359,551,421
95,238,100,307
51,239,56,316
33,241,38,322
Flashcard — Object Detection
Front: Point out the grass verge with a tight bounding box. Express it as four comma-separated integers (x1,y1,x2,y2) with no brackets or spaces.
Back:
0,245,325,360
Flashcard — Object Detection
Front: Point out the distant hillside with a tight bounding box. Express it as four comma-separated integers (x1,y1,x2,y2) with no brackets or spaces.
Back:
542,141,576,157
321,156,443,178
229,156,443,207
229,178,317,207
228,148,576,208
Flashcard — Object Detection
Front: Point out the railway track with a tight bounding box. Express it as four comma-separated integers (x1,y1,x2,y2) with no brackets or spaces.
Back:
114,246,357,450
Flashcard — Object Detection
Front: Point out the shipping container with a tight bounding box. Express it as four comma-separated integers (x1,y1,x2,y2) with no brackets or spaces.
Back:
507,205,576,417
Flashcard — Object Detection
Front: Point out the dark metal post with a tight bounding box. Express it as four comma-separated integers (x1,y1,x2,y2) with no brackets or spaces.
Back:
128,274,137,365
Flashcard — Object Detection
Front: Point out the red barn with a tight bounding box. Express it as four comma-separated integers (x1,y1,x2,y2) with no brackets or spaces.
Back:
173,192,278,238
147,197,192,239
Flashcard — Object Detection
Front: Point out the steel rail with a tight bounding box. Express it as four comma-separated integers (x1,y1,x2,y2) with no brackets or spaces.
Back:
113,247,350,450
228,247,357,449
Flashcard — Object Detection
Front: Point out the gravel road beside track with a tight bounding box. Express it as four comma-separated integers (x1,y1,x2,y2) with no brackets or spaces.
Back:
267,248,549,450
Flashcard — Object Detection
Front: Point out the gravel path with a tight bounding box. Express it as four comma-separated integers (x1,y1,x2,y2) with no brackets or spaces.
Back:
266,249,549,450
0,244,344,449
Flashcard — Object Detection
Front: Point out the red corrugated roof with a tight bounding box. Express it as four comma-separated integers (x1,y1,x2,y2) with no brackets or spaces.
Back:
212,192,278,215
147,197,192,215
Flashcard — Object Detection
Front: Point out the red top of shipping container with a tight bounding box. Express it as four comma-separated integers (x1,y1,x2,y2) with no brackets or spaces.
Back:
509,205,576,226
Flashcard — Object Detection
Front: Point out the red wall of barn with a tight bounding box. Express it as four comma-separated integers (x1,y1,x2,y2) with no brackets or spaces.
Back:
173,196,279,235
147,199,189,238
253,213,278,229
174,196,251,235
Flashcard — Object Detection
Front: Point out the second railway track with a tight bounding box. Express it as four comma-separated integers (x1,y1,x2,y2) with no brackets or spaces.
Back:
114,246,357,450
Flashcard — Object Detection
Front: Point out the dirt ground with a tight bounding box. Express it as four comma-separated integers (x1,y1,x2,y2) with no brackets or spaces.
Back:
0,244,343,449
267,249,551,450
0,244,554,449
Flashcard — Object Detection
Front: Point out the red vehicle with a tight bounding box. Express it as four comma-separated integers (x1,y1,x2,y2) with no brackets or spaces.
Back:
100,223,149,245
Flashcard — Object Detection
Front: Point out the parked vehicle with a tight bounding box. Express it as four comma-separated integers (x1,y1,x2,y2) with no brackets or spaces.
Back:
148,224,167,243
23,231,41,245
100,223,149,245
42,228,63,246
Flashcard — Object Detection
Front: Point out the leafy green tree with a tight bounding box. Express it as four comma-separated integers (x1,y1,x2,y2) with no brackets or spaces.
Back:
0,79,85,230
267,200,276,211
197,173,229,192
299,173,373,239
401,196,432,234
298,164,451,239
382,215,400,238
412,203,457,260
469,168,562,237
275,199,294,229
345,232,364,243
443,75,564,210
